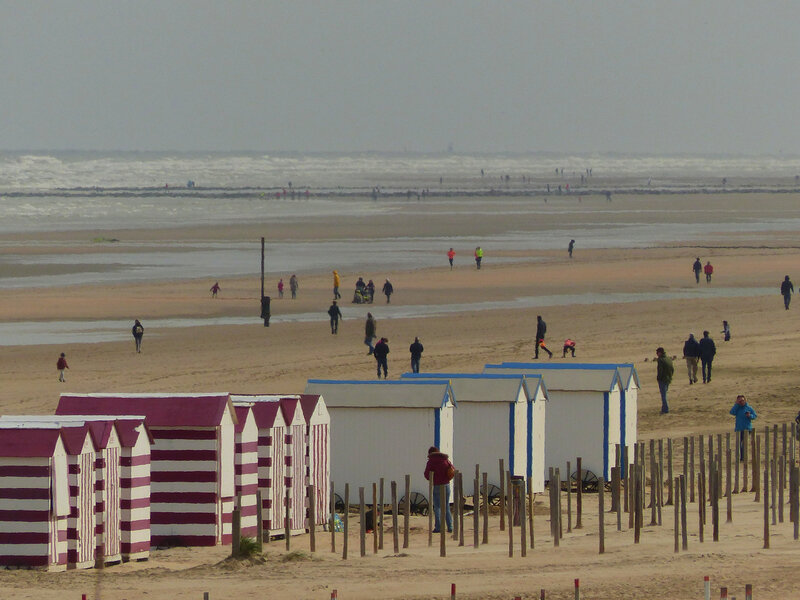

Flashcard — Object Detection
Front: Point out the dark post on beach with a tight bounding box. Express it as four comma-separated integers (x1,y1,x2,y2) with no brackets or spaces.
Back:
260,237,270,326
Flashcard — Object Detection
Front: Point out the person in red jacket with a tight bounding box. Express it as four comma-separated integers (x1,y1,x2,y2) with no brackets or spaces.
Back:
56,352,69,382
424,446,455,533
704,261,714,283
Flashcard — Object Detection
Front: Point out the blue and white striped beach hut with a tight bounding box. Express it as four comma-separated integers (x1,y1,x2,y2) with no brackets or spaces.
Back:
401,373,547,493
303,379,455,499
483,363,625,481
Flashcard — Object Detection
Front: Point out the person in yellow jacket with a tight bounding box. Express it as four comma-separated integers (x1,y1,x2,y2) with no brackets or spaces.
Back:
474,246,483,269
332,270,341,299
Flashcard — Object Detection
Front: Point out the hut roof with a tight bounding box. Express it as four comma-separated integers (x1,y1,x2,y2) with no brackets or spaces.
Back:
305,379,456,408
484,363,622,392
298,394,324,423
230,396,286,429
56,393,237,427
400,372,547,403
0,427,63,457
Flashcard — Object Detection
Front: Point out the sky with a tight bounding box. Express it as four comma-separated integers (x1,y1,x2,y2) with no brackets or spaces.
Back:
1,1,798,155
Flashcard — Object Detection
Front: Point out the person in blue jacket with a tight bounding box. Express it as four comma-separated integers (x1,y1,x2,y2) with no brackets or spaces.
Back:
730,394,757,461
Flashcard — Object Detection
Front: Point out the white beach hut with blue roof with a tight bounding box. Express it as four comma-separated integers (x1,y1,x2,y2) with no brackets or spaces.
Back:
483,363,624,482
400,372,547,493
303,379,455,499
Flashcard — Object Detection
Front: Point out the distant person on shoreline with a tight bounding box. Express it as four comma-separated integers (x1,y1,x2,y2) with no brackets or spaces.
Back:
382,279,394,303
278,278,284,299
781,275,794,310
210,281,220,298
562,338,576,358
730,394,757,461
289,274,298,299
721,320,731,341
447,247,455,270
682,333,700,384
656,347,674,414
374,337,390,378
364,312,376,355
692,258,702,284
704,261,714,283
474,246,483,269
698,330,716,383
132,319,144,353
409,336,424,373
57,352,69,382
568,239,575,259
327,301,342,334
333,270,341,300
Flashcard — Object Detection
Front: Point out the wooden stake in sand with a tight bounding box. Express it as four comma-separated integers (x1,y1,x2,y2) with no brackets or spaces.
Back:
439,484,447,558
452,472,459,542
284,487,291,551
506,473,514,558
359,487,366,557
309,484,317,553
763,455,770,549
598,477,605,554
391,481,399,554
472,477,479,549
330,482,336,553
371,483,377,554
667,438,674,506
725,449,732,524
519,478,527,557
575,457,583,529
710,462,719,542
633,466,641,544
482,472,489,545
428,472,434,547
379,478,385,550
566,460,572,533
231,506,241,557
673,476,680,553
403,475,411,549
528,477,535,550
792,465,799,541
771,459,777,526
698,469,704,543
779,456,785,524
343,483,349,560
752,433,759,496
680,474,688,551
256,490,263,551
458,473,465,547
690,436,696,504
499,458,506,531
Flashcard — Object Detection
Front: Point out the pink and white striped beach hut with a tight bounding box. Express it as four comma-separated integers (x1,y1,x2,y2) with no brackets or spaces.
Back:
57,393,237,547
278,397,308,535
298,394,330,528
232,405,259,538
231,396,287,539
0,428,70,571
59,425,97,569
113,418,152,561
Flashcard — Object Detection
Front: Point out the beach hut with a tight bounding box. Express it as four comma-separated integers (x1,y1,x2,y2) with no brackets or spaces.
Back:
484,363,623,481
277,397,308,535
59,425,97,569
0,416,124,564
57,393,237,547
401,373,547,493
304,380,456,500
231,396,288,537
298,394,330,527
0,427,69,571
232,405,259,538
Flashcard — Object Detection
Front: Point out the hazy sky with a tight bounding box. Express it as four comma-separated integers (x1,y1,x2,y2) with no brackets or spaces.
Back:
1,1,798,154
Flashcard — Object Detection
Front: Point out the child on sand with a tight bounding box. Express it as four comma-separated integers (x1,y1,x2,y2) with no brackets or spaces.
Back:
57,352,69,382
721,320,731,341
278,278,284,298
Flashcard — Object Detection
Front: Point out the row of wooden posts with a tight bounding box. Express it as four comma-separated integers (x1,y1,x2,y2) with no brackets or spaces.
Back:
230,422,800,558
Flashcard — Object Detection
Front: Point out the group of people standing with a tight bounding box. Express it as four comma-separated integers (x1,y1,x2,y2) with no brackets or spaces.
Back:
444,246,484,270
692,257,714,284
362,311,424,378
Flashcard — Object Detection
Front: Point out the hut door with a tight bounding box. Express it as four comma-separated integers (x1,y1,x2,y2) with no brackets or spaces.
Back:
78,453,94,565
271,431,285,532
290,424,306,530
309,424,329,526
104,447,121,557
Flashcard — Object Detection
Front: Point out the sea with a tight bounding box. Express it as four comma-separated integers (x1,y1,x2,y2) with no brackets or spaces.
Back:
1,151,798,344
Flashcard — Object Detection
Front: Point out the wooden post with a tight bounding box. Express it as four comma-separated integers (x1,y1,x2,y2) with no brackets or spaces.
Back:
452,473,460,542
566,460,572,533
552,469,560,548
231,506,241,557
634,465,641,544
649,440,658,526
623,445,629,514
763,455,770,549
309,485,316,553
612,467,622,531
742,431,748,493
528,477,535,550
473,478,480,549
725,449,732,523
359,487,366,557
403,475,410,549
792,465,799,541
680,474,688,550
371,482,377,554
711,462,719,542
690,436,696,504
519,479,527,557
667,438,674,506
699,436,706,509
598,477,605,554
499,458,506,531
439,484,447,557
482,472,489,545
752,432,759,495
782,423,788,490
557,468,564,539
284,487,291,551
458,473,465,547
379,478,385,550
771,458,778,526
628,461,635,530
779,456,785,524
506,473,514,558
330,482,336,553
682,436,689,500
575,457,583,529
391,480,400,554
428,472,434,547
673,476,680,553
343,483,349,560
255,490,264,552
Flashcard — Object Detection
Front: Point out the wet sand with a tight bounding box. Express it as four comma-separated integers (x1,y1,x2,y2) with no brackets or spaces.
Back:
2,192,800,598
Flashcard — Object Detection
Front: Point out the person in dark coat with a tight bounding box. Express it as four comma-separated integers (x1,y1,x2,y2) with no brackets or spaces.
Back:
409,337,424,374
781,275,794,310
682,333,700,384
568,239,575,258
692,258,702,284
327,301,342,335
656,347,674,414
374,337,390,378
698,330,717,383
424,446,455,533
132,319,144,353
364,312,377,355
382,279,394,303
533,315,552,359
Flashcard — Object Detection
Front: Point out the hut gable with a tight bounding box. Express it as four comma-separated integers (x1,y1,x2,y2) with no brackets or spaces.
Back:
485,363,622,392
305,379,455,409
0,427,62,457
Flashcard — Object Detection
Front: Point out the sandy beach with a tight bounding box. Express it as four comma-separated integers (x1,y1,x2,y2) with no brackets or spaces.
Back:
2,191,800,598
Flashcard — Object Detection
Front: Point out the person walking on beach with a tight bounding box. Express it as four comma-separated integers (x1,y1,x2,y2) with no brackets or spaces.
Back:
682,333,700,384
382,279,394,303
366,279,375,303
698,330,716,383
210,281,220,298
132,319,144,353
704,261,714,283
332,270,341,300
328,301,342,335
447,247,455,270
656,347,674,414
721,320,731,341
56,352,69,382
277,278,284,299
533,316,553,359
562,338,576,358
289,274,298,299
781,275,794,310
474,246,483,269
424,446,455,533
730,394,757,461
568,239,575,259
409,336,424,373
364,312,377,355
374,337,390,378
692,258,702,284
